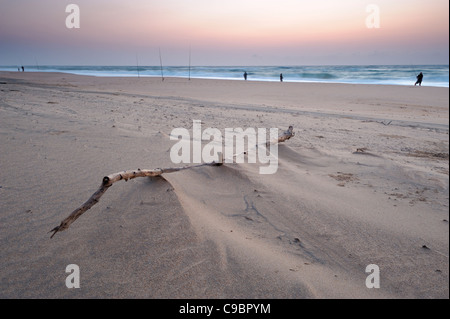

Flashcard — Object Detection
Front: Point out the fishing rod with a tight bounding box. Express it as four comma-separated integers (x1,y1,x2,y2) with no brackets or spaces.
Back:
188,45,191,81
35,57,40,71
159,48,164,82
136,53,140,78
410,62,421,77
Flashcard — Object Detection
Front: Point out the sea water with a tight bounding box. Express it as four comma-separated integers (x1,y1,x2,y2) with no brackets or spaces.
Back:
1,65,448,87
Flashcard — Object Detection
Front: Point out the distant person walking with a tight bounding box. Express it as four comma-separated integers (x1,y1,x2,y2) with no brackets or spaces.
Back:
243,71,247,81
21,66,24,72
415,72,423,86
280,73,284,82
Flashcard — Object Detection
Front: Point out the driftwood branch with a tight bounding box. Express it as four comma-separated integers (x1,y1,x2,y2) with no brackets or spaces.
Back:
275,125,295,143
230,125,295,160
50,126,295,238
49,161,222,238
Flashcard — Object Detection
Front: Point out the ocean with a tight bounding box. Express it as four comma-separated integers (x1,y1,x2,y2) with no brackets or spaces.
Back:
1,65,448,87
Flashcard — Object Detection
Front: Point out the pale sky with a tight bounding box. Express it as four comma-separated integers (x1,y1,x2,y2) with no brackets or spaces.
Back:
0,0,448,65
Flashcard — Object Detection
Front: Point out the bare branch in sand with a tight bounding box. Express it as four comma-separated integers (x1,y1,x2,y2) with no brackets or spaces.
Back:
230,125,295,160
50,126,294,238
49,161,223,238
353,148,381,157
275,125,295,144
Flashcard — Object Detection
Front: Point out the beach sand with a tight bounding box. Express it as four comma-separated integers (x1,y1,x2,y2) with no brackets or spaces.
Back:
0,72,448,298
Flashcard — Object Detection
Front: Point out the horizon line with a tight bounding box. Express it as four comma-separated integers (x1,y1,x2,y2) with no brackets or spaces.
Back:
1,63,449,67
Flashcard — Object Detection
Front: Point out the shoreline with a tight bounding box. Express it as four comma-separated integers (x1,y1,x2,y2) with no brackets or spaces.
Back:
2,70,448,87
1,64,448,88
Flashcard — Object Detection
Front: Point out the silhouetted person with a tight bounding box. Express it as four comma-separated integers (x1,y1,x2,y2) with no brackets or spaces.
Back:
243,72,247,81
415,72,423,86
280,73,284,82
21,66,24,72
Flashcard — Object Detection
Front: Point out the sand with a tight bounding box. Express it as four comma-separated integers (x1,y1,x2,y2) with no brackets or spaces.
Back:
0,71,448,299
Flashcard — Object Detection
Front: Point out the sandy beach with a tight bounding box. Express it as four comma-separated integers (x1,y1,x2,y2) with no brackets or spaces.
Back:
0,71,448,299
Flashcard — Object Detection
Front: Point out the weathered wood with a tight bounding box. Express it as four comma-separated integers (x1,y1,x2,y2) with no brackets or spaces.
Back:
50,126,294,238
49,162,221,238
277,125,295,143
231,125,295,159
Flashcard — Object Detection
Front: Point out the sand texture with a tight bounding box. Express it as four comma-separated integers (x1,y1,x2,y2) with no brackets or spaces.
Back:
0,72,448,298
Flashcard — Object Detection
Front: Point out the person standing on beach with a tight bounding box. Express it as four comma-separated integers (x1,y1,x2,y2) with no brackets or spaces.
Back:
280,73,284,82
243,72,247,81
415,72,423,86
21,66,24,72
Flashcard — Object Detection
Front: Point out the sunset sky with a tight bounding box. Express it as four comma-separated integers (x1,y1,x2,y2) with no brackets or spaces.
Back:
0,0,448,66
